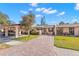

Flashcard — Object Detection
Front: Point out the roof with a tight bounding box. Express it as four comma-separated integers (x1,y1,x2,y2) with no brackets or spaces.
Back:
10,24,21,26
56,24,79,27
9,24,79,28
34,25,54,28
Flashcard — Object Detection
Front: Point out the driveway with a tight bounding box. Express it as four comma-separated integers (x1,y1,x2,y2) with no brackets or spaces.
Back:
0,35,79,56
0,35,57,56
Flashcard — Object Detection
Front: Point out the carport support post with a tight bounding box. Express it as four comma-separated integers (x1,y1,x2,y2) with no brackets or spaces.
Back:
39,30,42,35
54,25,57,35
15,26,19,38
5,29,8,37
19,30,21,36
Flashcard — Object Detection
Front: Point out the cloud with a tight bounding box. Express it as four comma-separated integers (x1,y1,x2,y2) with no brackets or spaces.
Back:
73,19,77,22
20,10,27,14
71,18,78,23
36,8,45,12
71,16,78,23
36,7,57,14
75,3,79,10
57,12,65,16
36,14,42,17
30,3,38,7
43,9,57,14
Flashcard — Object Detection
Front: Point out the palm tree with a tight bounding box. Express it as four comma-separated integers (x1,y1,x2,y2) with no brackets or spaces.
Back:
20,11,35,35
0,12,11,36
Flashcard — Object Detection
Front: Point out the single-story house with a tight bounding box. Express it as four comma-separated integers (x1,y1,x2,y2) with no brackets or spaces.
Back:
1,23,79,37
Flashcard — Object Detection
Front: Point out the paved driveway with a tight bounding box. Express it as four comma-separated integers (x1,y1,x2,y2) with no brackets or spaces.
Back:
0,35,79,56
0,35,57,56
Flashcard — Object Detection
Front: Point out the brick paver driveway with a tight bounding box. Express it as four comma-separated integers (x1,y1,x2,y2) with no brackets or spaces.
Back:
0,35,57,56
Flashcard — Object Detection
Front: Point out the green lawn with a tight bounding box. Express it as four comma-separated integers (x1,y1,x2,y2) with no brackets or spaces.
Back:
14,35,38,41
54,36,79,51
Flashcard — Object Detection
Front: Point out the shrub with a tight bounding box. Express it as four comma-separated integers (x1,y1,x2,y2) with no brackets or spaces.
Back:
30,30,39,35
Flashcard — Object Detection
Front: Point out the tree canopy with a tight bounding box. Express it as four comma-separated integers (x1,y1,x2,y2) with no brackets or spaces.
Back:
0,12,11,26
20,11,35,30
59,21,65,25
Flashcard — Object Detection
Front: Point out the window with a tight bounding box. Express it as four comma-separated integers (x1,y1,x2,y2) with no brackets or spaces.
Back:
69,27,74,35
56,27,63,35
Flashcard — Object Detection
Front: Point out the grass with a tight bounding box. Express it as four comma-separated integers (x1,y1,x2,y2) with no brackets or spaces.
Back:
54,36,79,51
14,35,38,41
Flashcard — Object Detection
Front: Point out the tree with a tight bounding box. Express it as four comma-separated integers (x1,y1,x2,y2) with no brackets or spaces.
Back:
66,23,69,24
73,21,78,24
59,21,65,25
20,11,35,35
0,12,11,36
0,12,10,26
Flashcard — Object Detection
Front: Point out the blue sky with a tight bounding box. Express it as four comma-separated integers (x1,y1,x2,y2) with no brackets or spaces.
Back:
0,3,79,25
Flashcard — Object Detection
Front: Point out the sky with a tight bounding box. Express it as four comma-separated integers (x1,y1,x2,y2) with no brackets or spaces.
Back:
0,3,79,25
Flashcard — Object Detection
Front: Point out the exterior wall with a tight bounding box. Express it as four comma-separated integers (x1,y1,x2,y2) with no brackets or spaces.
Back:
63,27,69,34
48,28,54,35
41,27,54,35
46,28,48,33
33,27,54,35
4,24,79,36
74,27,79,36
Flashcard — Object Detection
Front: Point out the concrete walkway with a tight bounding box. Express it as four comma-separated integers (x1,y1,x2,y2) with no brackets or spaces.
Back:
54,46,79,56
4,40,24,46
0,35,79,56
